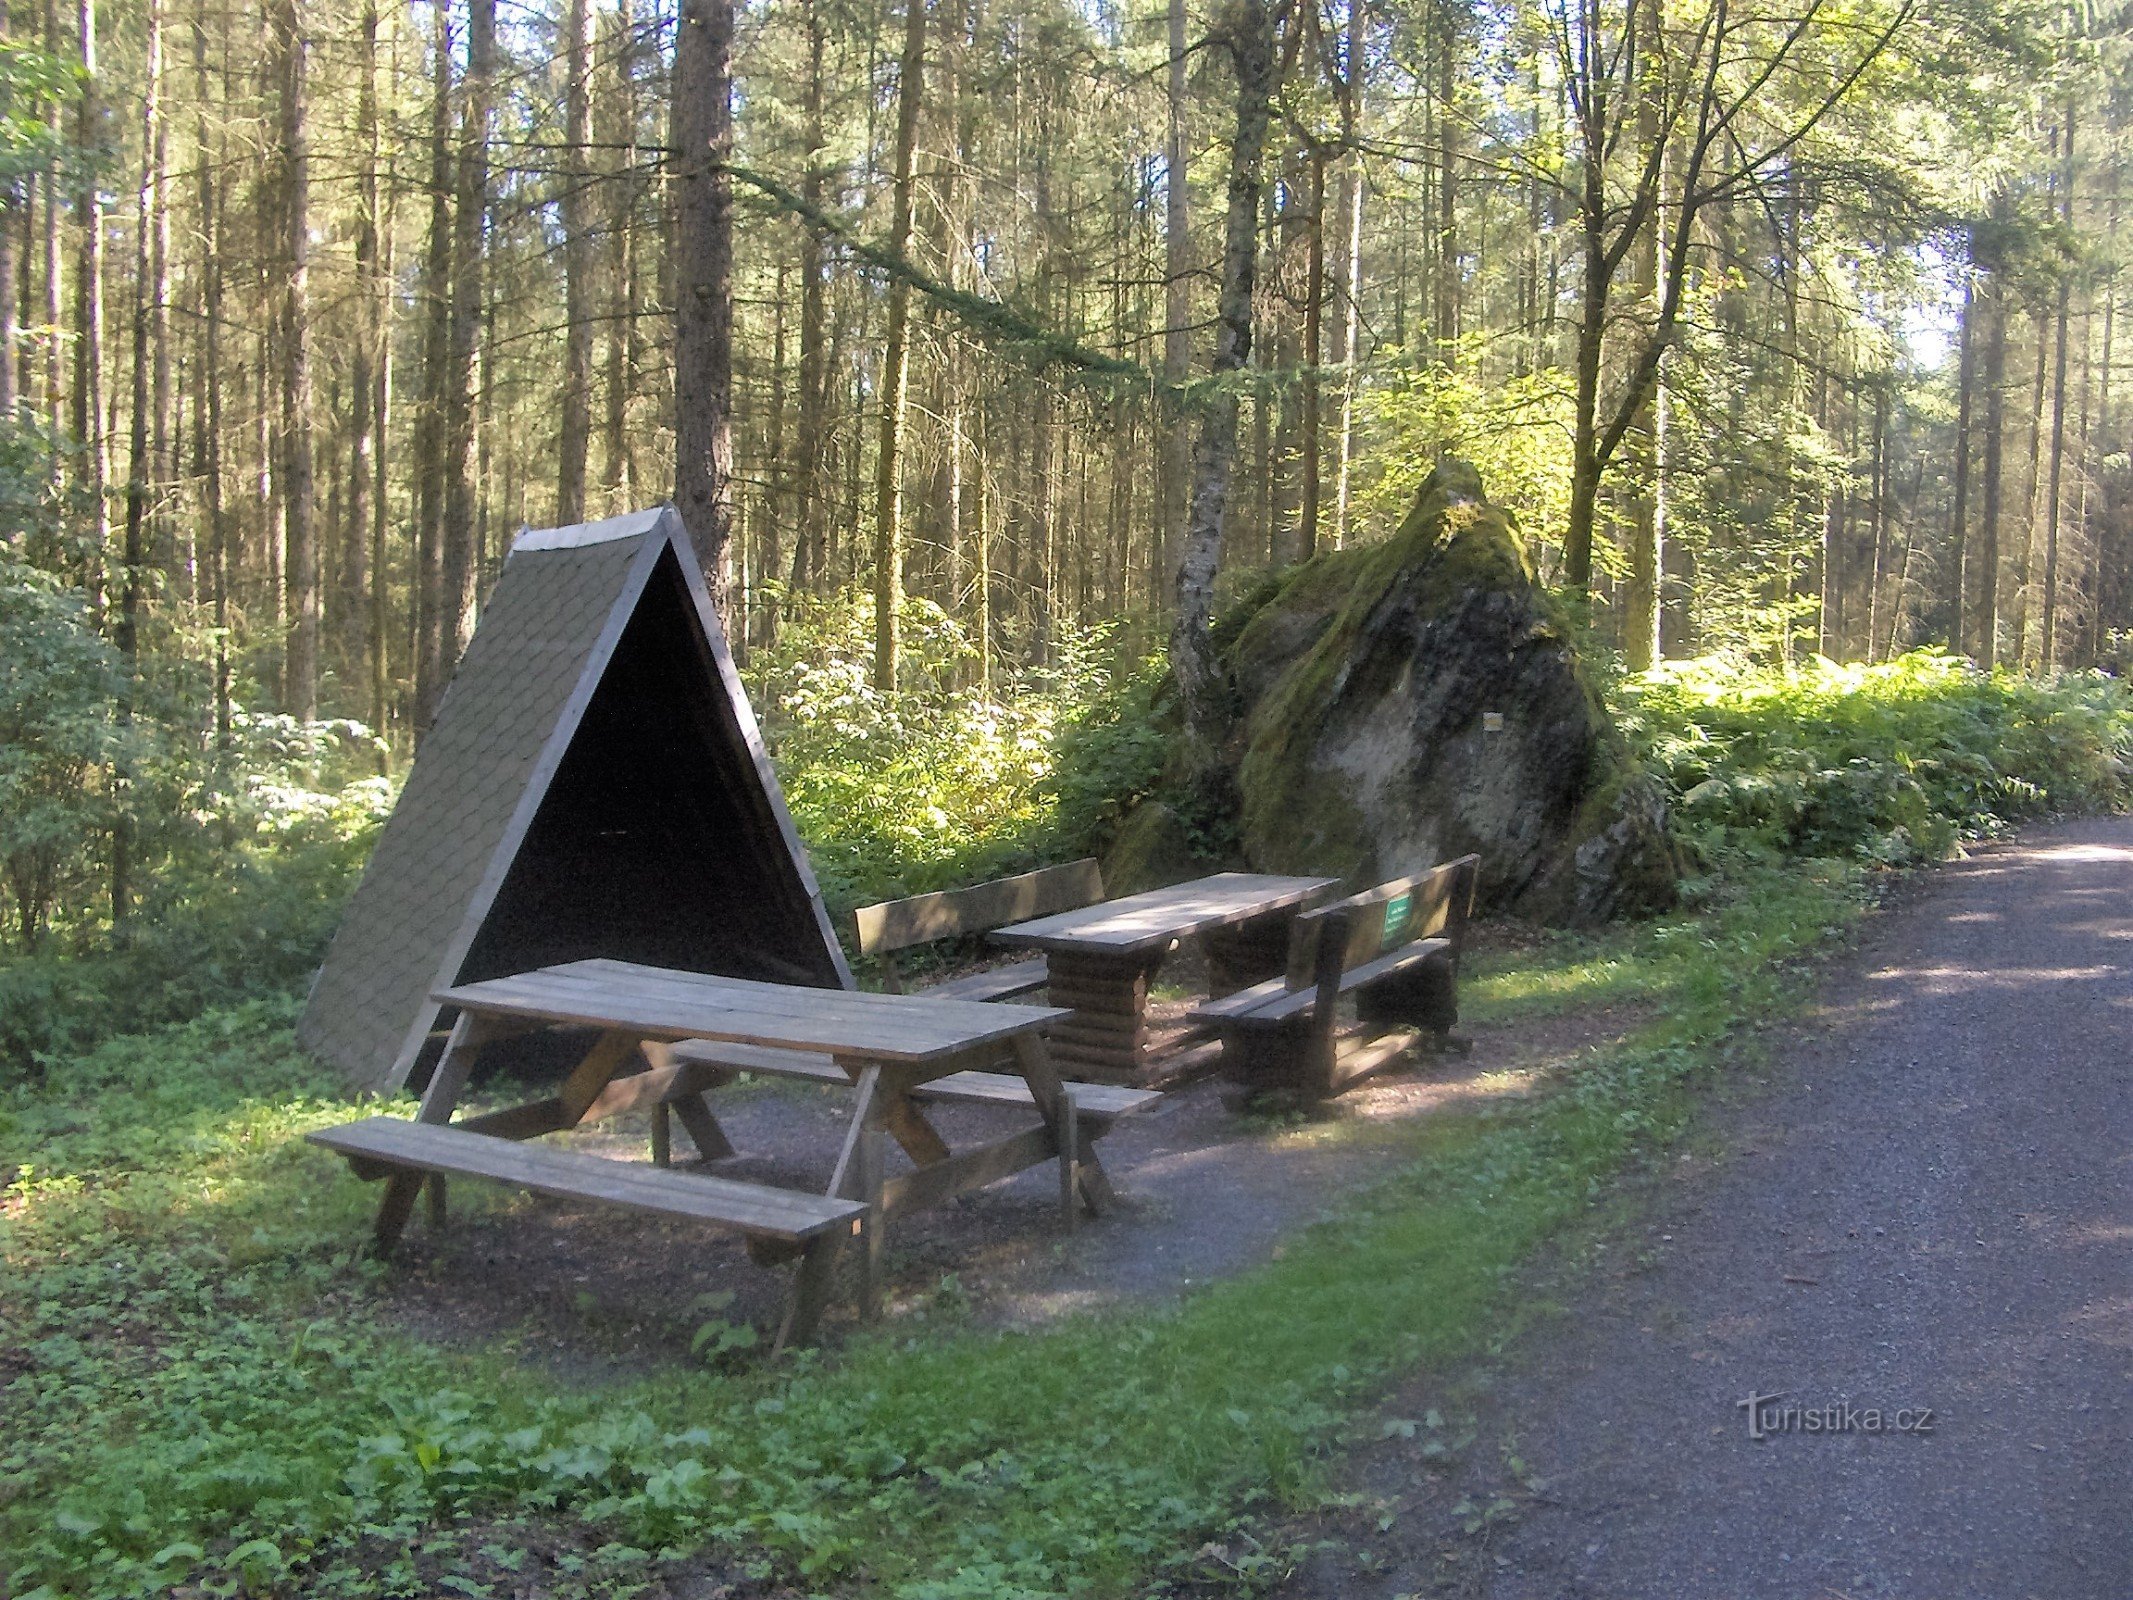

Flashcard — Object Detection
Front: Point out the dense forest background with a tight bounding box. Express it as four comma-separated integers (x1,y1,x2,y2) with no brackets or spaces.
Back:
3,0,2130,970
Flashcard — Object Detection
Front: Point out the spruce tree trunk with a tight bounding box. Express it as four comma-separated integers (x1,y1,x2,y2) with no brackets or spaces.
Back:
73,0,106,609
40,0,60,436
2009,312,2048,663
349,0,382,703
1161,0,1192,585
556,0,593,522
275,0,317,718
190,13,230,745
1433,7,1457,360
1976,273,2009,670
788,0,828,589
439,0,495,673
412,7,453,725
0,0,17,415
1299,147,1324,557
2041,100,2076,669
672,0,737,606
1622,74,1662,672
1330,0,1365,552
600,0,637,506
1949,273,1976,654
870,0,926,689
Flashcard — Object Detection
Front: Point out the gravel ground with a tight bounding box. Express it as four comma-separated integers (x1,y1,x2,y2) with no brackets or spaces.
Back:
1270,817,2133,1600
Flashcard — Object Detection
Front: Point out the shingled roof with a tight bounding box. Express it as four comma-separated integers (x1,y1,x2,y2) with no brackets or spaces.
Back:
299,507,852,1094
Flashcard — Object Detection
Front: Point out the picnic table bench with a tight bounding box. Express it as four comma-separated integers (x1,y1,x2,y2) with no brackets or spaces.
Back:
1196,855,1480,1101
990,871,1338,1079
309,959,1138,1347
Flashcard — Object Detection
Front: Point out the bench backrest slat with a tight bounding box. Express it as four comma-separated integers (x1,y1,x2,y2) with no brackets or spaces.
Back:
853,858,1105,956
1283,854,1480,991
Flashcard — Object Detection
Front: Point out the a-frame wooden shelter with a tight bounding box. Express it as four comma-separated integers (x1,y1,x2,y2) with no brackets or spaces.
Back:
299,507,853,1095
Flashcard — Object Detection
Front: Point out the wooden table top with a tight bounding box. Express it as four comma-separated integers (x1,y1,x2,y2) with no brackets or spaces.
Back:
991,871,1338,957
435,958,1068,1064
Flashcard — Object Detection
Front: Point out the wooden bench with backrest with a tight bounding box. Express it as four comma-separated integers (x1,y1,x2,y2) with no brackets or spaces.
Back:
853,858,1106,1002
1194,854,1480,1101
665,859,1162,1128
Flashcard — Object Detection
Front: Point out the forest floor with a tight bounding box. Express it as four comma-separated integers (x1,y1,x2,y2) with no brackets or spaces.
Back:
22,822,2132,1598
1249,816,2133,1600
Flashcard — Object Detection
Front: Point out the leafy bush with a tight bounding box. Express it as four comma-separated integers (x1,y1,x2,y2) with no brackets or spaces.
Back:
1041,653,1170,862
745,589,1141,913
0,557,123,951
1620,651,2133,865
0,715,393,1077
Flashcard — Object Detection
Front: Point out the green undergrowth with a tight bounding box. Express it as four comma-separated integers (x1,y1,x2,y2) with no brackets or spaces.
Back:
2,858,1870,1600
1622,651,2133,866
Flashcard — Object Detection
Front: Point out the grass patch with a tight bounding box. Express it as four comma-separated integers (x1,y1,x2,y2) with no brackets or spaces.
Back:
2,859,1869,1600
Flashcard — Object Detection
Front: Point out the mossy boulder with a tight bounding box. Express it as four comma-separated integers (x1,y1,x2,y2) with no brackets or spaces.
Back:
1098,799,1211,896
1217,459,1680,923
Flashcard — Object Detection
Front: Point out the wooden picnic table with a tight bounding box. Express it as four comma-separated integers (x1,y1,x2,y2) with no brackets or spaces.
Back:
991,871,1337,1079
340,959,1104,1335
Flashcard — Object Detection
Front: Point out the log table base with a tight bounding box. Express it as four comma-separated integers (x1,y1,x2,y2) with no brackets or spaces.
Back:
1043,950,1161,1083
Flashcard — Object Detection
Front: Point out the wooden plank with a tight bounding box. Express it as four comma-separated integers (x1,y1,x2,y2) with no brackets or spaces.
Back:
670,1093,736,1160
921,1071,1161,1119
872,1121,1109,1220
668,1040,849,1083
853,860,1104,954
992,872,1338,956
456,1098,572,1140
438,961,1068,1063
556,1031,645,1126
1229,940,1451,1025
923,959,1051,1002
1011,1031,1116,1212
827,1065,882,1201
415,1011,489,1125
1195,975,1286,1023
578,1051,734,1122
309,1117,865,1238
1284,856,1480,988
884,1092,953,1167
1050,1016,1144,1042
1049,1045,1142,1077
878,1123,1051,1216
774,1232,845,1354
856,1094,887,1321
1044,975,1148,1008
1330,1026,1423,1091
667,1042,1155,1119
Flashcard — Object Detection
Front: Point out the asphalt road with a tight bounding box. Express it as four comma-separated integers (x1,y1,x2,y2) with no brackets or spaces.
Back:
1289,817,2133,1600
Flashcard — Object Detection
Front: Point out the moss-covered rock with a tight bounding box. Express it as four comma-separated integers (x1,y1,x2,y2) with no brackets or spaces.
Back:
1099,799,1215,896
1218,458,1679,923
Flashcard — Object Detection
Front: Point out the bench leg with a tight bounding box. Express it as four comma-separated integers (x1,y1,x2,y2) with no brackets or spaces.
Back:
774,1228,846,1353
1058,1094,1079,1232
670,1093,735,1161
650,1100,671,1167
372,1171,425,1255
1013,1032,1115,1217
884,1094,951,1166
856,1115,886,1321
